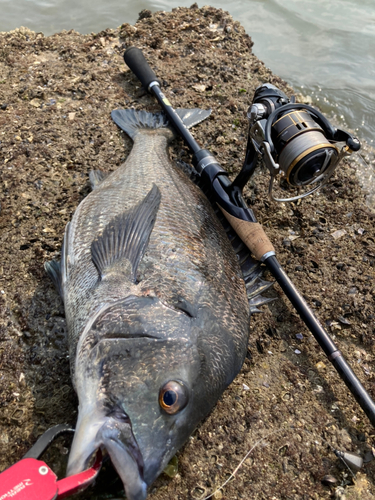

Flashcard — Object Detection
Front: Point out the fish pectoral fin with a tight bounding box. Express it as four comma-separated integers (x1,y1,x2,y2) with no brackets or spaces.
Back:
89,169,110,190
91,184,161,282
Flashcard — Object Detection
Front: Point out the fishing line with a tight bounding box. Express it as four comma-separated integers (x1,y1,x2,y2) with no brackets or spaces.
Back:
358,152,371,168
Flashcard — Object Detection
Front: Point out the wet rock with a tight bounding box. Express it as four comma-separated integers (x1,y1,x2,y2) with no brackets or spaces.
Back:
279,340,288,352
312,298,322,307
337,428,353,447
138,9,152,19
363,451,374,463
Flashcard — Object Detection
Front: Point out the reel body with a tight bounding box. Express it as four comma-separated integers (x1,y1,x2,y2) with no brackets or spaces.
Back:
240,83,360,202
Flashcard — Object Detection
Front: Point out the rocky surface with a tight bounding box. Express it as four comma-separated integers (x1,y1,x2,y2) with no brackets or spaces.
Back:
0,5,374,499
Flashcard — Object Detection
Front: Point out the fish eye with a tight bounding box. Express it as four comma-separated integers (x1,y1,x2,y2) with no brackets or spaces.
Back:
159,380,188,415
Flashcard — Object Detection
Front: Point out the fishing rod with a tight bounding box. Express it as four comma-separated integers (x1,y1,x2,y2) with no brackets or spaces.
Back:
122,47,375,427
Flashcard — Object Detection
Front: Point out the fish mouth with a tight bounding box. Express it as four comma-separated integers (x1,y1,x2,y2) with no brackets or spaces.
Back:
67,409,147,500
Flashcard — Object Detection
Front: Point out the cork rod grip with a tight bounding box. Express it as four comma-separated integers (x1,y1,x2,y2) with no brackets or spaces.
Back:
219,206,275,261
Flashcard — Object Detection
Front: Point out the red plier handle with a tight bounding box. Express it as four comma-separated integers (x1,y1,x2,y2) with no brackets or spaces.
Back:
0,425,102,500
57,450,102,498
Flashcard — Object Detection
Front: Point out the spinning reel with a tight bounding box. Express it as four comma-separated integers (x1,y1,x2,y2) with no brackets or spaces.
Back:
234,84,361,202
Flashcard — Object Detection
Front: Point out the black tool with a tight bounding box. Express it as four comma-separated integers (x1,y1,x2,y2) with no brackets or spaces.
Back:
22,423,74,459
122,46,375,427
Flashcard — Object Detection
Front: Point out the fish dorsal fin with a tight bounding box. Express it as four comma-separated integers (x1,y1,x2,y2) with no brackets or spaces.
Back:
44,259,63,297
91,184,161,282
45,221,70,301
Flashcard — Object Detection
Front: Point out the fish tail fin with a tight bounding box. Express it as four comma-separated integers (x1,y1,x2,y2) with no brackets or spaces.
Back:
111,108,211,140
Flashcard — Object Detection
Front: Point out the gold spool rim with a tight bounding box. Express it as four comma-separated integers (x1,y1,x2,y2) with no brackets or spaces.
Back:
273,110,310,127
286,143,339,183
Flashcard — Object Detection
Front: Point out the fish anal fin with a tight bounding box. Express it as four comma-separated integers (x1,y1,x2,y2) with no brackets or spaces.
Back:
239,255,275,314
91,184,161,282
247,278,275,313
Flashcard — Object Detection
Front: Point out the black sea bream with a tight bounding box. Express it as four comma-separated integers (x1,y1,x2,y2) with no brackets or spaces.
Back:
45,108,269,500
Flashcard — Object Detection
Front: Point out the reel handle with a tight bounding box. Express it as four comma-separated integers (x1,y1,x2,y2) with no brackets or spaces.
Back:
124,47,161,91
333,129,361,151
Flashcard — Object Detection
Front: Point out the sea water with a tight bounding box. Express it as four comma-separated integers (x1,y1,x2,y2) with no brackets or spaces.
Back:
1,0,374,145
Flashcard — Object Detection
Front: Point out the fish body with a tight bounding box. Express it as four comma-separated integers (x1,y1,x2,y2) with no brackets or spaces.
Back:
46,109,263,500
